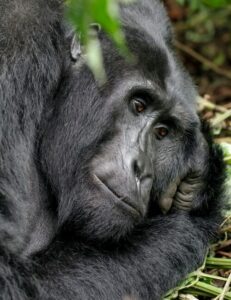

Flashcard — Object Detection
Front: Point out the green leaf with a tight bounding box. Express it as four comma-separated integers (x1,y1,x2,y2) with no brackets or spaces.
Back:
66,0,131,81
202,0,230,8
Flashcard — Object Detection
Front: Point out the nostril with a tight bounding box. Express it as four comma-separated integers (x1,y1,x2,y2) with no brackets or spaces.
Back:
133,160,142,179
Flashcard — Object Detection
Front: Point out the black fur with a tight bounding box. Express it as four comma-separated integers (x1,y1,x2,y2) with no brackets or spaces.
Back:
0,0,226,299
0,0,68,254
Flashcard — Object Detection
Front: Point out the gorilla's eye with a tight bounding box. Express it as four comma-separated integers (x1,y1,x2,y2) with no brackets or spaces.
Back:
154,126,169,140
132,99,146,114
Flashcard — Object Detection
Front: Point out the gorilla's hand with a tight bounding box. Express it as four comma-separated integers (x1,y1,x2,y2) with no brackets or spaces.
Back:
173,172,204,211
158,130,208,214
158,178,180,214
158,173,203,214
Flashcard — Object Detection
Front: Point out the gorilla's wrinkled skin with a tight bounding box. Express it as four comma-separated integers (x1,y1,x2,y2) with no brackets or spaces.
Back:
0,0,226,299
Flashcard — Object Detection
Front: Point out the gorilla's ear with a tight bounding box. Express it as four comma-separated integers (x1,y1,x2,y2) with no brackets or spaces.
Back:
64,23,81,62
89,23,101,36
70,32,81,62
65,23,101,62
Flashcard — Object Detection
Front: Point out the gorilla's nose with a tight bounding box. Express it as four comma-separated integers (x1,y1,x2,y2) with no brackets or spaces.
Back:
132,158,143,179
132,153,152,181
128,153,153,213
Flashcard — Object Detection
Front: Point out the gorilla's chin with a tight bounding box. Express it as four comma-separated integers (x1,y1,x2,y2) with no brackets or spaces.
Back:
70,176,145,242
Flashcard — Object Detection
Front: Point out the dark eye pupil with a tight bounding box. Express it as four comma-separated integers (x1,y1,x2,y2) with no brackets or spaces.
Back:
159,128,167,136
134,100,145,113
156,127,168,139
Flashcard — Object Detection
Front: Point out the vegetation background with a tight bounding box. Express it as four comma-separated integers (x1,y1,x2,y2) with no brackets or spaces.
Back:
67,0,231,298
165,1,231,299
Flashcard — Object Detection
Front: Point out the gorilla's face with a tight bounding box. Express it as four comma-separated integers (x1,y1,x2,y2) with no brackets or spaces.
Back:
40,1,207,242
90,77,200,218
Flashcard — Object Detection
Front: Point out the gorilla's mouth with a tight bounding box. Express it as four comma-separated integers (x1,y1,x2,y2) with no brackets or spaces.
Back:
93,175,143,218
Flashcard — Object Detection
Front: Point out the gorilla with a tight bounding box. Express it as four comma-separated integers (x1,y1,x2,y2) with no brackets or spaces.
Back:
0,0,226,299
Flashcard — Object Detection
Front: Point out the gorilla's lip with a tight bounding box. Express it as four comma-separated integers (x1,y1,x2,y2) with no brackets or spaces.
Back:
94,175,143,218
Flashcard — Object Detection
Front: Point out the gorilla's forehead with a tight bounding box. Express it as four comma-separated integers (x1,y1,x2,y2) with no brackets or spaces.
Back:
102,0,198,116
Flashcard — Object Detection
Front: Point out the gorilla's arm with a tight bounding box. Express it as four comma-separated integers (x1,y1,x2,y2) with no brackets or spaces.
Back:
0,139,224,300
33,214,209,300
0,0,65,254
0,213,215,300
0,216,218,300
34,138,225,300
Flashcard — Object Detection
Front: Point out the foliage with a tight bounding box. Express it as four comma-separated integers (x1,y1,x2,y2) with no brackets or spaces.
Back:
66,0,131,82
176,0,230,10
